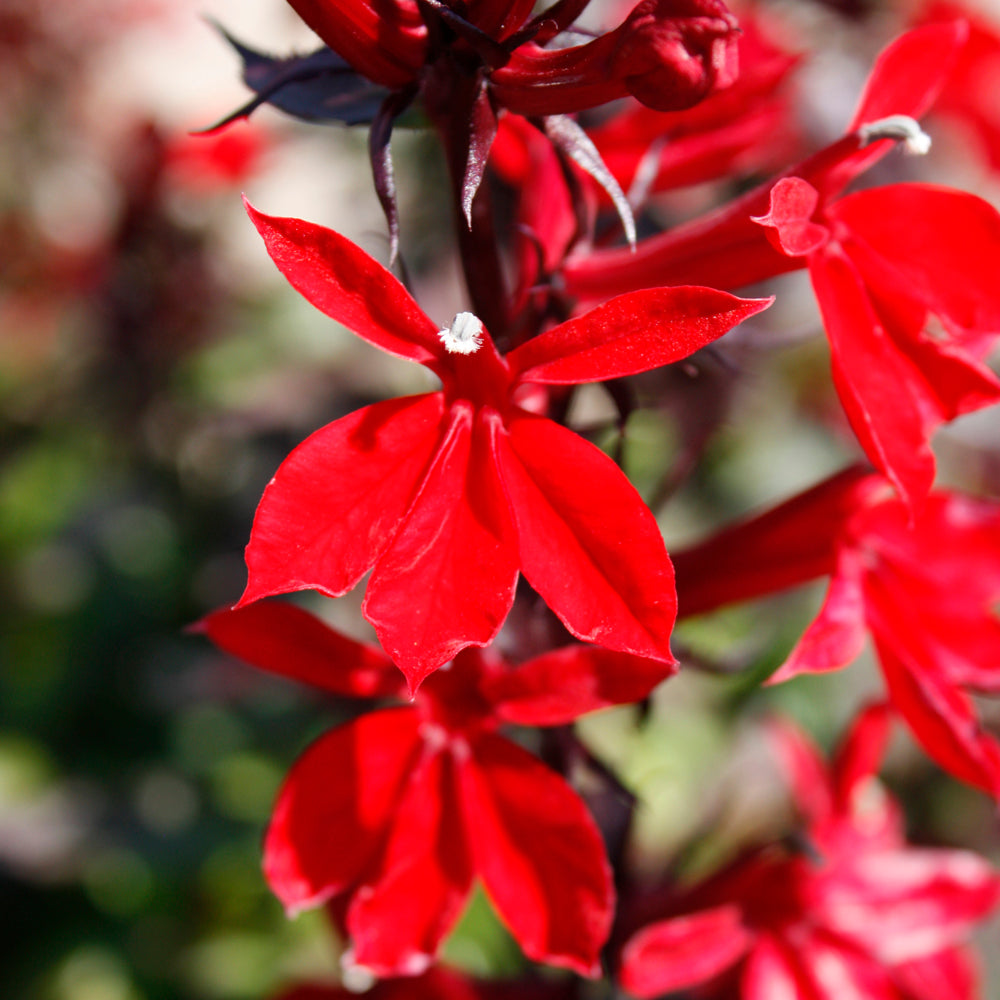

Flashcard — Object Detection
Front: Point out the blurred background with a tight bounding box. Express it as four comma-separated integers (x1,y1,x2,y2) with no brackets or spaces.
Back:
2,1,1000,998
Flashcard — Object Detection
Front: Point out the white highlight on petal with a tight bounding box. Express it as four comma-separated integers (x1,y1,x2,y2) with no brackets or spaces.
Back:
858,115,931,155
438,311,484,355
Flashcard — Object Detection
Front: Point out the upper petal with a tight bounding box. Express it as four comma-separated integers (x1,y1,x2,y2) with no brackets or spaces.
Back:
496,413,676,663
460,731,613,976
245,200,445,365
263,708,422,914
239,393,447,606
507,287,771,385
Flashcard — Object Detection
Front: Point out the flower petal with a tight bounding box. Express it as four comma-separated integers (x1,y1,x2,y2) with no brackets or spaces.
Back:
239,393,446,606
770,556,868,684
245,200,445,364
364,404,518,692
832,184,1000,339
347,747,474,977
619,906,752,997
810,248,936,512
263,709,422,914
195,602,400,699
487,646,676,727
497,413,676,663
672,467,876,618
822,849,1000,964
508,287,771,385
460,732,613,975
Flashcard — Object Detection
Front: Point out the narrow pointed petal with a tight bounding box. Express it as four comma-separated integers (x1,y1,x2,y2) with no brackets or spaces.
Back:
460,732,613,975
508,288,771,385
245,201,445,364
239,393,446,606
196,602,400,699
364,405,519,692
497,413,676,662
348,748,474,976
619,906,752,997
770,560,868,684
263,709,422,914
486,646,676,727
810,249,935,512
848,22,968,131
672,467,877,618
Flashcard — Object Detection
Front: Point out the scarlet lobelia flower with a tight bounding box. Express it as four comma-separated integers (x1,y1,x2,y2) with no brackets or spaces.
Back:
198,600,676,978
619,705,1000,999
238,202,770,691
563,22,1000,511
285,0,740,115
672,467,1000,797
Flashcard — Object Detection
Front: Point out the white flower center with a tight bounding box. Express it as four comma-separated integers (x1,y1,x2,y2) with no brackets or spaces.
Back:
438,311,484,355
858,114,931,155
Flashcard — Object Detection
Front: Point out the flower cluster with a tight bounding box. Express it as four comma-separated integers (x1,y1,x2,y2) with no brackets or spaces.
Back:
195,0,1000,995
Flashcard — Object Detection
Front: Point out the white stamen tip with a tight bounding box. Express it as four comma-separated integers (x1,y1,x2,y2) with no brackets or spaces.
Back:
857,115,931,155
438,311,483,355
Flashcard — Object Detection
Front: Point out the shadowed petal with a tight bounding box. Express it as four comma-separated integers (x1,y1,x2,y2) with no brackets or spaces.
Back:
497,413,676,662
196,602,400,699
263,709,422,914
461,732,613,975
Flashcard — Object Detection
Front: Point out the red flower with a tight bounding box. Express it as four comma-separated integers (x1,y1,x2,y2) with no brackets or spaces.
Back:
238,201,769,690
672,468,1000,796
619,706,1000,999
285,0,739,115
563,22,1000,510
273,966,575,1000
199,600,676,978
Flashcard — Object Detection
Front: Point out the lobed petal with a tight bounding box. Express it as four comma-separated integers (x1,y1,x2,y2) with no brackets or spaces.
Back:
497,413,676,663
364,405,519,693
810,247,936,512
239,393,447,606
460,732,613,975
263,708,422,914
